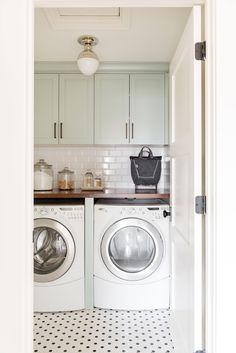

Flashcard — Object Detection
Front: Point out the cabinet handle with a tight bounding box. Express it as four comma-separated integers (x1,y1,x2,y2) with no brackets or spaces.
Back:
60,123,63,139
54,123,57,139
125,123,128,139
131,122,134,139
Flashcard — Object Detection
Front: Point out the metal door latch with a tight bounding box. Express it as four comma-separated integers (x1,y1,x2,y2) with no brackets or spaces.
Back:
163,209,171,218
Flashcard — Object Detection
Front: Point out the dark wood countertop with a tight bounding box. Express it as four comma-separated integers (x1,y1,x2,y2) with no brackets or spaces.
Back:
34,188,170,199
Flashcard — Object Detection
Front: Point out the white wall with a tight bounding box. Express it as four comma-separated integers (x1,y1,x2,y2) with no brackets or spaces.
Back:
0,1,33,353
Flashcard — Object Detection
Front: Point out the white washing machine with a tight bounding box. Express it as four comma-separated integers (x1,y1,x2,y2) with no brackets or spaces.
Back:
34,204,84,312
94,200,170,310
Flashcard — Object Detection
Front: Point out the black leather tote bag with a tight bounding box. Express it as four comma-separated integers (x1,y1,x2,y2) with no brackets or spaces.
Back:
130,146,162,186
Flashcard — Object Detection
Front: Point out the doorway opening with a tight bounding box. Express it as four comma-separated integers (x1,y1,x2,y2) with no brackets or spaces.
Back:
33,5,205,353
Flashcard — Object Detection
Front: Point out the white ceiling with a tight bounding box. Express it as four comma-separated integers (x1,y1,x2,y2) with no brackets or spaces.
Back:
35,7,191,62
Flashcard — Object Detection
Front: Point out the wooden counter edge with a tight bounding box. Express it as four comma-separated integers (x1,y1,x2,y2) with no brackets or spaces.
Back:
34,188,170,199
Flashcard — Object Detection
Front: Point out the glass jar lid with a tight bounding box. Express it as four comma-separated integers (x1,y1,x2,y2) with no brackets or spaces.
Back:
34,159,52,169
58,167,74,175
85,171,93,176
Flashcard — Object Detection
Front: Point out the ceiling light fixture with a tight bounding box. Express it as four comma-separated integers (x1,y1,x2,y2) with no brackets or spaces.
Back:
77,35,99,76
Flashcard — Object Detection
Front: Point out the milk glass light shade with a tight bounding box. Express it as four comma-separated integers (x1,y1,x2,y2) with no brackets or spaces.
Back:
77,49,99,76
77,35,99,76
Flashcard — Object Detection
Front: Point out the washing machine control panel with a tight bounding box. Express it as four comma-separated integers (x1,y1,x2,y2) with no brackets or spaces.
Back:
34,206,84,220
60,207,84,220
38,208,49,216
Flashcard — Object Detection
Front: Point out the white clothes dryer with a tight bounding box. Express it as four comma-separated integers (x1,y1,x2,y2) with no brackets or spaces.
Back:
94,200,170,310
34,204,84,312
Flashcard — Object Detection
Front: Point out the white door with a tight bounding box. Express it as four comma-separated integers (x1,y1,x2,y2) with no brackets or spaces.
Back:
169,5,204,353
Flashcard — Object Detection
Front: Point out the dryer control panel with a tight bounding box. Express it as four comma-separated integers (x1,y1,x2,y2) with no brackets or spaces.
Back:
119,205,169,220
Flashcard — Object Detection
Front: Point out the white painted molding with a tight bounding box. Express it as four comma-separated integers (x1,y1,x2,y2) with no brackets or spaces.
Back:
205,1,236,353
164,73,169,144
35,0,204,8
85,198,94,309
205,0,216,351
44,8,130,30
1,0,33,353
34,61,169,73
209,2,236,353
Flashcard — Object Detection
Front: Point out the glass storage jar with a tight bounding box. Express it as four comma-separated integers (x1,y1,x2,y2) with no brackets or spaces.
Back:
94,175,102,188
58,167,75,190
34,159,53,191
84,171,94,188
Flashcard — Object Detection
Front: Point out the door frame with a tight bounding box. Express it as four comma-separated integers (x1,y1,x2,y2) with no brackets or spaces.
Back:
1,1,233,353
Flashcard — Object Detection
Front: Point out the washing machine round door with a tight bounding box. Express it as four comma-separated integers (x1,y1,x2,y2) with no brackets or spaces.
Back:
33,218,75,283
101,218,164,281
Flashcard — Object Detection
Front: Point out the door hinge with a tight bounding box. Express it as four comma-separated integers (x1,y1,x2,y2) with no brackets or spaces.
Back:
195,196,206,215
195,41,206,61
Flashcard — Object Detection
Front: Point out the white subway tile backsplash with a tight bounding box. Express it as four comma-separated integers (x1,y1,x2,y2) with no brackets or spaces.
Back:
116,169,128,176
110,150,122,157
34,145,169,190
103,157,116,163
95,163,109,169
110,163,122,169
103,169,116,176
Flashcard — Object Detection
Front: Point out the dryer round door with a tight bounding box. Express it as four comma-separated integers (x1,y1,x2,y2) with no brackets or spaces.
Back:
101,218,164,281
34,218,75,283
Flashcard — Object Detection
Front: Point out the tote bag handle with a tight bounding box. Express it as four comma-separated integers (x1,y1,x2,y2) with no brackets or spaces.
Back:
138,146,154,159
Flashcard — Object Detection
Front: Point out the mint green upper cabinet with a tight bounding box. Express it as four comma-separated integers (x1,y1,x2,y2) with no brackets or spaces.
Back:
34,74,93,145
34,74,58,144
34,69,168,146
95,74,129,144
130,74,166,145
59,74,94,144
94,73,167,145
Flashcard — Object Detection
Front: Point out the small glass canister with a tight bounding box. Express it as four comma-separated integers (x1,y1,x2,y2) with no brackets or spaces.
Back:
58,167,75,190
94,175,102,188
84,171,94,188
34,159,53,191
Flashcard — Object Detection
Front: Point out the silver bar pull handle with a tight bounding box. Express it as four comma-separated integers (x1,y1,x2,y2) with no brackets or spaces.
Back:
131,122,134,139
54,122,57,139
60,123,63,139
125,123,128,139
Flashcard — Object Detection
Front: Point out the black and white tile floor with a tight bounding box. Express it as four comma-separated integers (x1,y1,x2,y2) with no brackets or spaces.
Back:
34,308,174,353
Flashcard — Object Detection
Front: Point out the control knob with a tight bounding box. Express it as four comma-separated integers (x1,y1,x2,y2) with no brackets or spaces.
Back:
40,209,48,216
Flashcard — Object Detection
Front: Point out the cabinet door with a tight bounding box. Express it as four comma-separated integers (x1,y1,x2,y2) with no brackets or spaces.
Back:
59,74,93,144
34,74,58,144
130,74,166,145
95,74,129,144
